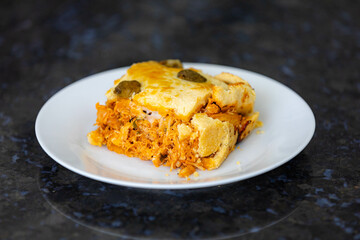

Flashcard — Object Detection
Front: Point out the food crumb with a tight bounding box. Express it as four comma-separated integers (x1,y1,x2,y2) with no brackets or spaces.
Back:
194,172,199,177
165,173,169,177
236,161,242,170
256,130,265,134
237,146,241,150
255,121,263,128
186,177,190,181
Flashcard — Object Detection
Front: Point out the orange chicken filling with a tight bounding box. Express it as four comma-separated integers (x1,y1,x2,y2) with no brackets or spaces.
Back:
88,98,251,177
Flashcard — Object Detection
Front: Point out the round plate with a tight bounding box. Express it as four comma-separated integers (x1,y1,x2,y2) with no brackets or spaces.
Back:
35,63,315,189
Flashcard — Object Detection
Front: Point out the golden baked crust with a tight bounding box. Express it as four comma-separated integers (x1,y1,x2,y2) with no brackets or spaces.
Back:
88,60,260,177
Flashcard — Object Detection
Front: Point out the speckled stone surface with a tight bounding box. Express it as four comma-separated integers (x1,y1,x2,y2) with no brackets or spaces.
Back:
1,0,359,239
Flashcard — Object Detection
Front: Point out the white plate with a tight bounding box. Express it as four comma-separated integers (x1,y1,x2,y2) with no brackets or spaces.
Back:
35,63,315,189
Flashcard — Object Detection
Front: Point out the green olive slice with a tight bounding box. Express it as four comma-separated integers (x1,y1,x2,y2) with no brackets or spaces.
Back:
159,59,183,68
114,80,141,98
177,69,207,83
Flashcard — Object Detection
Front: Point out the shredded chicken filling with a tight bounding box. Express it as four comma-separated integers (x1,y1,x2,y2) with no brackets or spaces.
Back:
88,98,253,177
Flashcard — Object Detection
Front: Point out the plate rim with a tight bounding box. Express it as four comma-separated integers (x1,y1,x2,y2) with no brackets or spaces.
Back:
35,63,316,189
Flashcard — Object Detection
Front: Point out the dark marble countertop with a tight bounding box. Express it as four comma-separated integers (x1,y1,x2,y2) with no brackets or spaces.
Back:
1,0,359,239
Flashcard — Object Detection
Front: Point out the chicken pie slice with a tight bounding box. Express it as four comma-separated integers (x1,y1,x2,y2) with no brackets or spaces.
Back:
88,60,259,177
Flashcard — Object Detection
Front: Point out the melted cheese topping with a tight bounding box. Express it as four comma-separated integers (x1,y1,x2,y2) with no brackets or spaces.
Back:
106,61,229,121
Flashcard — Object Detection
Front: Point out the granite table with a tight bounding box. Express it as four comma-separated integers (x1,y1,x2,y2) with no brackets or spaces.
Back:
1,0,359,239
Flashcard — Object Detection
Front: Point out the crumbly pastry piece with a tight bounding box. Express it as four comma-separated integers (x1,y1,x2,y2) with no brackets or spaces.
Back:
88,60,260,177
